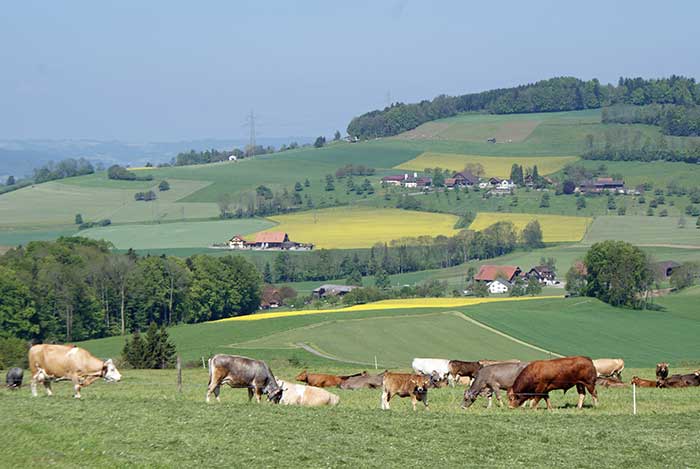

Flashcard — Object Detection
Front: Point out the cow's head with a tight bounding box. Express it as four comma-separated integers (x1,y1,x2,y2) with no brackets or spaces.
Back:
295,370,307,382
102,359,122,382
265,384,283,404
656,363,669,379
507,388,525,408
413,375,431,395
461,388,479,409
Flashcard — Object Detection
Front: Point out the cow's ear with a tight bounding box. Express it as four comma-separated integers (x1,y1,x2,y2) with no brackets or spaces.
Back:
105,358,113,365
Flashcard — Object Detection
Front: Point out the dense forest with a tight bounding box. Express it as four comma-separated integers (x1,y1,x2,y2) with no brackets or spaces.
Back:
0,238,261,343
581,127,700,164
347,76,700,139
602,104,700,136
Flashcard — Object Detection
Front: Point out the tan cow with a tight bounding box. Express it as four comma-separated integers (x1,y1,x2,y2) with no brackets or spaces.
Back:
277,379,340,406
381,372,432,411
592,358,625,378
29,344,122,398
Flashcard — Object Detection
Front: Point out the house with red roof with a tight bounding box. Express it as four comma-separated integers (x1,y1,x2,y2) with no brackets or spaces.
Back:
228,231,313,251
474,264,522,294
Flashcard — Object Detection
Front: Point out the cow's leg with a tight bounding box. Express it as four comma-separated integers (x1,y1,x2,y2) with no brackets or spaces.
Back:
381,390,390,410
586,383,598,407
544,395,553,410
30,372,39,397
254,387,263,403
411,395,417,411
206,370,224,403
423,394,429,411
576,383,586,409
247,387,254,402
494,386,503,407
530,396,541,409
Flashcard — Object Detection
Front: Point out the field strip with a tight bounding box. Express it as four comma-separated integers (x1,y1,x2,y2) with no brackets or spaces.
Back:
454,312,564,358
294,343,375,366
215,296,563,322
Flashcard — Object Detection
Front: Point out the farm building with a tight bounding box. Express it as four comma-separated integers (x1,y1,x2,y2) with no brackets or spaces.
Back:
312,284,358,299
653,260,681,280
579,177,625,194
228,232,313,251
381,173,432,189
526,265,557,285
488,177,516,193
474,265,522,283
381,175,406,186
487,279,511,294
446,171,479,188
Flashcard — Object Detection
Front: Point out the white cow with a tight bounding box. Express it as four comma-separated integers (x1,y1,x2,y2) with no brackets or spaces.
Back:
411,358,451,381
276,379,340,406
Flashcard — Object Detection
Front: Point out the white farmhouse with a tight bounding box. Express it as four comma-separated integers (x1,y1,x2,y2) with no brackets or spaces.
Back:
487,279,511,294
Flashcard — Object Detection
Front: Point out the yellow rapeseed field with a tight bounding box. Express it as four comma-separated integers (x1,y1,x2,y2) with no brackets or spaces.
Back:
395,152,578,177
469,212,591,242
217,296,563,322
256,207,460,249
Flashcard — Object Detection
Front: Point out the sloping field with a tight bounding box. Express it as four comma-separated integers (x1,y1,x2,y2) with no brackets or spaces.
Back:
231,311,552,367
255,207,460,249
395,152,578,176
465,296,700,367
396,118,541,143
0,179,217,228
582,216,700,247
80,218,275,249
469,212,591,242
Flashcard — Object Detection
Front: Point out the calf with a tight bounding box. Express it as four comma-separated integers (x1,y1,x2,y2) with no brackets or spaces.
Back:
631,376,658,388
462,361,528,409
381,372,432,411
294,370,361,388
207,354,282,403
339,371,386,390
592,358,625,379
276,380,340,406
448,360,482,385
656,363,669,380
657,372,700,388
6,367,23,389
596,376,627,388
508,356,598,410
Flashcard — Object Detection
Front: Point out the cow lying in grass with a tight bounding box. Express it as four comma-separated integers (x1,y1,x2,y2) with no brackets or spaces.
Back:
295,370,361,388
381,372,433,411
276,379,340,406
657,372,700,388
596,376,627,388
631,376,658,388
339,371,386,390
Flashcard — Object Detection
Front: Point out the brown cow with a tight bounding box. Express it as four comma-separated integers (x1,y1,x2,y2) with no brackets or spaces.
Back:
339,371,386,390
508,356,598,410
596,376,627,388
29,344,122,398
656,363,669,380
631,376,657,388
478,359,521,367
295,370,361,388
448,360,482,385
381,372,432,411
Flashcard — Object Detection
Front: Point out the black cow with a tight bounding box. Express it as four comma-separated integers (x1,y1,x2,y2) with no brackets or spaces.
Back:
6,367,23,389
206,354,282,403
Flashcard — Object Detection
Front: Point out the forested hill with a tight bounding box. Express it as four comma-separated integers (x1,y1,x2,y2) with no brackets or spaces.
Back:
347,76,700,140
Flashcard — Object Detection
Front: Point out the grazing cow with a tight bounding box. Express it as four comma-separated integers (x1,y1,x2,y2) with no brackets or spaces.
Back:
381,372,432,411
596,376,627,388
592,358,625,378
656,363,669,380
339,371,386,390
206,354,282,403
508,356,598,410
29,344,121,398
411,358,450,380
462,361,529,409
294,370,361,388
657,372,700,388
631,376,657,388
6,367,24,389
428,371,449,388
448,360,482,385
276,380,340,406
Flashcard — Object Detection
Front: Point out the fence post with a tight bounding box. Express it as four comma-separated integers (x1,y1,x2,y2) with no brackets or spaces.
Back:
632,382,636,415
177,355,182,393
201,356,206,369
374,356,378,370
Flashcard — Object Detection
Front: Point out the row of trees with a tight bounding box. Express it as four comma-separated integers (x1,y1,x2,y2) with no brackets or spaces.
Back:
173,141,308,167
334,164,376,178
33,158,95,183
0,237,262,343
582,129,700,164
347,76,700,139
602,104,700,137
107,165,154,181
263,220,541,283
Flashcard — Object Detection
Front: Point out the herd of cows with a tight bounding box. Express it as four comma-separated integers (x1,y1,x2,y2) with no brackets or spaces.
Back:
5,343,700,411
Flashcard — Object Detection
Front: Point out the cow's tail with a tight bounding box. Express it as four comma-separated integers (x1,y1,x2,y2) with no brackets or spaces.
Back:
207,356,214,387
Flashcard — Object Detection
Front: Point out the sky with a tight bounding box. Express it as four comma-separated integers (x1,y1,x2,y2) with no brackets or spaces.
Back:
1,0,699,141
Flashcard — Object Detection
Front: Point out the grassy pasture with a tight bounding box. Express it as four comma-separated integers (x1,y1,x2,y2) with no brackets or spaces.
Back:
0,179,217,229
3,367,700,468
256,206,460,249
582,216,700,247
80,218,275,249
395,152,578,176
560,159,700,189
469,212,592,242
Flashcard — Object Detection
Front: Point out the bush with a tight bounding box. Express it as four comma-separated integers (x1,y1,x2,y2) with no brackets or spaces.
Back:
0,337,29,369
108,165,153,181
122,323,177,369
158,180,170,191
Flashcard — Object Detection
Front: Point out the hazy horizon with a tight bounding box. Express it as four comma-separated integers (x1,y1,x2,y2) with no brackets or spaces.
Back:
2,0,699,141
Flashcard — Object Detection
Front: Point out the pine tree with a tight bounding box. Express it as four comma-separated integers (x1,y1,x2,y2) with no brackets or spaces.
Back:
144,322,176,369
122,330,146,368
374,268,390,289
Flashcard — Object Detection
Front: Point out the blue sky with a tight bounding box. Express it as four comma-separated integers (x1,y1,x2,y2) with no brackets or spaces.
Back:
1,0,698,141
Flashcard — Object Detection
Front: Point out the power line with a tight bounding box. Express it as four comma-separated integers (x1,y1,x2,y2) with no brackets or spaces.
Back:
244,110,256,149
